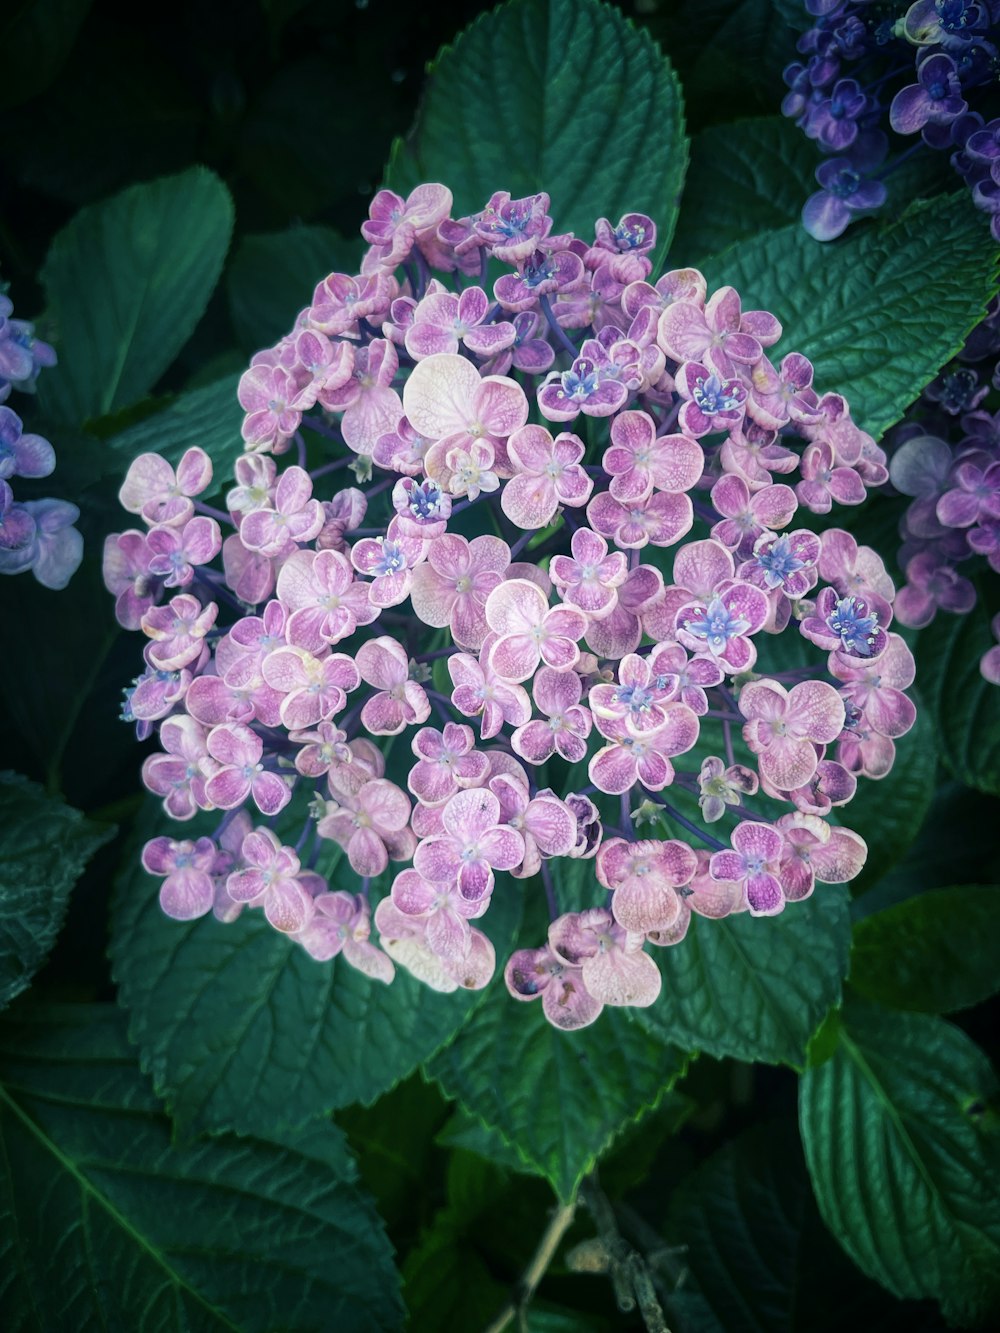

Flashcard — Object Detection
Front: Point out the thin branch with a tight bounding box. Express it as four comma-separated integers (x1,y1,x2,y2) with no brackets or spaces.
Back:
581,1176,673,1333
480,1200,577,1333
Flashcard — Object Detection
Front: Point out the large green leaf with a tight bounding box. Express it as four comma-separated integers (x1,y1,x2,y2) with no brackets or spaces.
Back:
0,773,113,1009
841,696,936,896
669,116,818,264
0,1003,402,1331
386,0,687,251
105,373,244,494
227,225,362,355
110,802,521,1138
915,586,1000,797
700,195,998,441
38,167,234,424
426,998,688,1202
850,885,1000,1014
665,1119,945,1333
634,885,851,1069
799,997,1000,1325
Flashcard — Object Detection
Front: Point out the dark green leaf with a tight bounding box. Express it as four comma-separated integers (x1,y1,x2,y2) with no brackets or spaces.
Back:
0,0,91,110
427,999,688,1202
850,884,1000,1014
842,695,936,895
915,585,1000,796
110,801,521,1137
227,225,362,354
38,168,234,423
0,1003,402,1331
105,373,243,495
635,885,851,1069
670,116,818,264
0,773,113,1009
665,1116,949,1333
401,1200,509,1333
387,0,687,250
799,996,1000,1325
700,195,999,441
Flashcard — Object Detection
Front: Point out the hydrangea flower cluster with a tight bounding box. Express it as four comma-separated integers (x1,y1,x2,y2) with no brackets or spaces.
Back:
0,291,81,588
106,184,918,1031
783,1,1000,240
881,296,1000,681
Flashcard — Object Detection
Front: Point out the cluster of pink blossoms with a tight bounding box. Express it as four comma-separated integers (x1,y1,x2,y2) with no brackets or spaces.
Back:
105,184,918,1031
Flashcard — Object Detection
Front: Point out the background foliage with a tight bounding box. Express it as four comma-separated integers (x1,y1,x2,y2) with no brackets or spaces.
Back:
1,0,998,1329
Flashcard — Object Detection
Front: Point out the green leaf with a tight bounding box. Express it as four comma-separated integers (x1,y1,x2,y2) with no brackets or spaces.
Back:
0,0,91,110
699,195,999,441
841,695,936,895
105,373,244,493
0,773,113,1009
426,1000,688,1202
850,884,1000,1014
915,585,1000,796
38,168,234,423
799,995,1000,1325
436,1105,536,1176
0,1003,403,1331
401,1200,509,1333
634,885,851,1069
386,0,687,251
665,1116,944,1333
110,801,521,1137
227,225,362,354
669,116,818,264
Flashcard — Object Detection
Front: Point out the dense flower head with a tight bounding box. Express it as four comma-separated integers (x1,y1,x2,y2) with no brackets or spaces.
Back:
782,0,1000,240
877,300,1000,682
0,294,80,588
109,182,920,1031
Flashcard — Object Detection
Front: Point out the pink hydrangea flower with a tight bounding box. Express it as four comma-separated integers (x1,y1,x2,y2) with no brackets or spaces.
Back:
374,897,496,992
549,527,627,619
601,409,704,503
204,722,293,815
350,516,427,608
261,645,360,731
588,486,694,550
119,448,213,527
829,632,917,739
389,867,489,963
775,813,867,901
584,562,663,659
511,665,592,764
709,821,785,916
292,891,395,982
142,835,218,920
318,777,415,876
225,827,315,933
499,425,592,528
589,701,700,794
103,529,158,630
141,714,213,820
484,577,589,682
548,909,662,1009
323,340,404,456
448,639,532,738
238,466,325,557
407,722,490,806
675,582,770,672
645,642,724,715
739,678,846,791
710,475,797,555
596,837,698,933
409,533,510,651
658,285,781,377
402,351,528,479
796,440,866,513
413,787,525,904
277,548,379,651
405,285,516,361
145,516,221,588
141,593,217,671
355,636,430,735
490,772,577,878
504,937,603,1031
697,756,758,822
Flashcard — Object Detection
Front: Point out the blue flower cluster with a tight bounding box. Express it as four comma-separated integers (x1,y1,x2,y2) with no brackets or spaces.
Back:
782,0,1000,240
0,292,82,588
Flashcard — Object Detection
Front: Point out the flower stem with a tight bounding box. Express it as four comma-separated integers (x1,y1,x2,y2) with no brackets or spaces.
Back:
480,1199,578,1333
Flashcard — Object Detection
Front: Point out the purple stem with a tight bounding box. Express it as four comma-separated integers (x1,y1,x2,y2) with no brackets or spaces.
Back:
194,500,235,526
539,293,579,360
648,793,726,850
509,529,536,560
540,859,559,921
294,431,307,470
300,414,345,442
310,455,356,480
723,720,736,768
